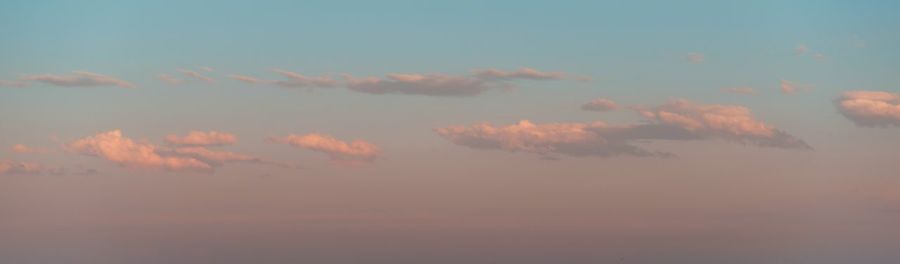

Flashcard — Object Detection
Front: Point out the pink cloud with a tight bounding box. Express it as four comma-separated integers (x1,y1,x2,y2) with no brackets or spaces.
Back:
780,80,812,94
346,73,493,97
835,90,900,127
271,69,338,88
270,133,379,163
157,74,184,85
165,131,238,146
228,74,271,84
437,100,809,159
67,130,212,172
0,79,28,88
20,71,134,88
581,98,619,112
795,45,808,55
635,100,810,148
171,147,259,166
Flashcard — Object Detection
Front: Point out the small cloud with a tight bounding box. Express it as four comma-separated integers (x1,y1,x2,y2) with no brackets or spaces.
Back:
795,45,808,55
158,74,184,85
686,52,705,63
20,71,134,88
835,90,900,127
199,66,215,72
780,80,813,94
9,144,48,154
814,53,826,61
178,69,216,83
722,87,756,95
270,133,379,164
473,68,566,81
581,98,619,112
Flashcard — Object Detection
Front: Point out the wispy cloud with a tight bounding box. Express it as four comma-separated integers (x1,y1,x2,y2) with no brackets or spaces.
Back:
780,80,812,94
581,98,619,112
21,71,134,88
165,131,238,146
270,133,379,164
0,160,46,175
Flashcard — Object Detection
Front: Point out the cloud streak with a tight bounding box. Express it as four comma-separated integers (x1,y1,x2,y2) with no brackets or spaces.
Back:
165,131,238,146
581,98,619,112
21,71,134,88
270,133,379,164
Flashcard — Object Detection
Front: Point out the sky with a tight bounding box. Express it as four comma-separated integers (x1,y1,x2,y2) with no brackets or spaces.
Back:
2,1,900,263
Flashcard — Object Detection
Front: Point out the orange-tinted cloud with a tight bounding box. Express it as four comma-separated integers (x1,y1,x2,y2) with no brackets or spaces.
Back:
170,147,259,166
435,120,670,159
270,133,379,163
780,80,812,94
581,98,619,112
836,90,900,127
635,100,810,149
67,130,212,172
165,131,238,146
21,71,134,88
9,144,46,154
437,100,809,159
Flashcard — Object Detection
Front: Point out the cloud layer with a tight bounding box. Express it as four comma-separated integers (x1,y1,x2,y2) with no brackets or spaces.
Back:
581,98,619,112
836,90,900,127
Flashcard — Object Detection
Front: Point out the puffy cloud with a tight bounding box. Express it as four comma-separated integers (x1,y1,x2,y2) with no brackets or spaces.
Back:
581,98,619,112
270,133,379,163
67,130,212,172
835,90,900,127
346,73,494,97
722,87,756,95
473,68,566,81
165,131,238,146
436,120,671,159
0,160,45,175
686,52,705,63
635,100,810,149
21,71,134,88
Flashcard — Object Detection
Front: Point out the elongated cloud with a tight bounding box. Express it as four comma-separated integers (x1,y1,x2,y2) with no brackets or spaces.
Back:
346,73,493,97
158,74,184,85
228,70,337,89
581,98,618,112
835,90,900,127
473,68,566,80
780,80,812,94
722,87,756,95
10,144,44,154
67,130,212,172
635,100,810,149
170,147,259,166
21,71,134,88
0,160,45,175
165,131,238,146
270,133,379,163
179,69,215,83
437,100,809,159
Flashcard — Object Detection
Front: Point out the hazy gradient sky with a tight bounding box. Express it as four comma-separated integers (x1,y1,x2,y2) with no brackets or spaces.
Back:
2,1,900,263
